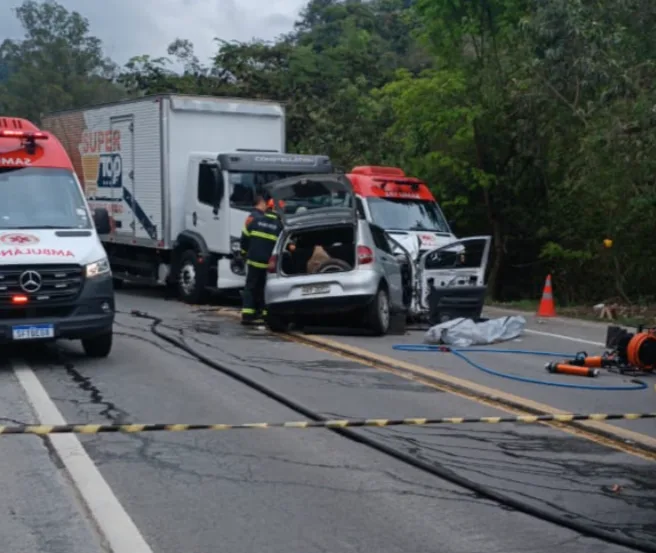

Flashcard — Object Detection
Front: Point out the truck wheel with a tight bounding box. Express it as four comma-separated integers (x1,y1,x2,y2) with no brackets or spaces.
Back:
367,287,391,336
82,332,113,358
178,250,207,304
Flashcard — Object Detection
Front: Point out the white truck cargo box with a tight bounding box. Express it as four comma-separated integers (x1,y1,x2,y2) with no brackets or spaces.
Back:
42,95,285,248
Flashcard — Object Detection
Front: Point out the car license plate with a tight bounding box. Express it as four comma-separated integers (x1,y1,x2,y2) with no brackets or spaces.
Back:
301,284,330,296
12,324,55,341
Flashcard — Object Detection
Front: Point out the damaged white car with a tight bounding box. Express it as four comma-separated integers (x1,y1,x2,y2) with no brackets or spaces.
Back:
390,234,492,325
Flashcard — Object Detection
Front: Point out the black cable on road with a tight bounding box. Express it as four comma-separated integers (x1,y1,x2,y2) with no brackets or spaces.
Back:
128,309,656,553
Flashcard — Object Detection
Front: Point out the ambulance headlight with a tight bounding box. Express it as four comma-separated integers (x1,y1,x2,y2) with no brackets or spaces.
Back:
230,236,241,253
86,257,111,278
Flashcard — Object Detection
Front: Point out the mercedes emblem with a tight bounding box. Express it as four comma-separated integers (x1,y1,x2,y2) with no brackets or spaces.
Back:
19,270,42,293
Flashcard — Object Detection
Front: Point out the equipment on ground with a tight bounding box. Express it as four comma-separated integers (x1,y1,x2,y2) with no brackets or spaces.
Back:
549,325,656,375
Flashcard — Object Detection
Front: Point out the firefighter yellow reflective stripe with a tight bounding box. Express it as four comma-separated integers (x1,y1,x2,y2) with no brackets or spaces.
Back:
265,213,278,219
242,226,251,236
241,308,256,314
250,230,278,241
246,260,268,269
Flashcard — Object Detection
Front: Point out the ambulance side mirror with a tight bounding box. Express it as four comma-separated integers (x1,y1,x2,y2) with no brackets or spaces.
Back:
93,208,111,234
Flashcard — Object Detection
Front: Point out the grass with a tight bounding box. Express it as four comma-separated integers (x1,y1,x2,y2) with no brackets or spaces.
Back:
488,299,656,328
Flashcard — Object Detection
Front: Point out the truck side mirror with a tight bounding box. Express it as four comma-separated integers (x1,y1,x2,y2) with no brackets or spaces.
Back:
93,208,111,234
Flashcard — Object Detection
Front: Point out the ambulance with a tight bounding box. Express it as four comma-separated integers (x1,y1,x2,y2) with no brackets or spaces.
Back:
345,166,491,322
0,117,114,357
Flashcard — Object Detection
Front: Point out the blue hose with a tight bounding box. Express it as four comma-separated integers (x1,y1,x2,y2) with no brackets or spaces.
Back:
391,344,647,391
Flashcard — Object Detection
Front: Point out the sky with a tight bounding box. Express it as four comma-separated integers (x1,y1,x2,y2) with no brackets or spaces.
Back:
1,0,309,67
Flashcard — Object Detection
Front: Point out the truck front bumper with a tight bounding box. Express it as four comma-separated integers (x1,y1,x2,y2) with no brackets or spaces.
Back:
0,275,115,344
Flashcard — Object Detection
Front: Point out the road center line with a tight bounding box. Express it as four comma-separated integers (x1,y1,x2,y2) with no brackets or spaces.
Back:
11,360,155,553
524,328,605,347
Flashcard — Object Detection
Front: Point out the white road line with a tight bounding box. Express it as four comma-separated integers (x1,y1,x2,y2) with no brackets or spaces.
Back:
524,328,605,347
11,360,154,553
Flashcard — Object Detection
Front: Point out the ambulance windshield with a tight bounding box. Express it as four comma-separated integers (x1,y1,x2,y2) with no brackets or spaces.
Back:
0,167,92,230
366,197,450,233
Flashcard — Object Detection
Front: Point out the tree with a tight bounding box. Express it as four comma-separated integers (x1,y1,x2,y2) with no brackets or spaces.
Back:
0,0,122,122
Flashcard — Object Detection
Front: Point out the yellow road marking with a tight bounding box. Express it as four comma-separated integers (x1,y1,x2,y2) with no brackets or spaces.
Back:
213,309,656,461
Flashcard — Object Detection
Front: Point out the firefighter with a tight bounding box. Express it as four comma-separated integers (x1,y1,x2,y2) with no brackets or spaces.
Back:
239,195,267,259
240,198,284,325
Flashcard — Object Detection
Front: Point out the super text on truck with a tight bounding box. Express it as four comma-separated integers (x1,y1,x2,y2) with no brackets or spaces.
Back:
346,165,491,323
42,94,333,304
0,117,115,357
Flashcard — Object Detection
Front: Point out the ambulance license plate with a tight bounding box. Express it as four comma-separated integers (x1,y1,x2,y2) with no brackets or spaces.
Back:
301,284,330,296
12,324,55,341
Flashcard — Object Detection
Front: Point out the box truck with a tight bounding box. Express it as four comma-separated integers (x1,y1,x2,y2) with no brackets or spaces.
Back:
42,94,333,303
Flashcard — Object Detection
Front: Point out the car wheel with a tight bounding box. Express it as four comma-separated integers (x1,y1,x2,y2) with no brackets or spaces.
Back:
316,259,352,273
178,250,208,304
368,287,390,336
266,314,290,333
82,331,113,358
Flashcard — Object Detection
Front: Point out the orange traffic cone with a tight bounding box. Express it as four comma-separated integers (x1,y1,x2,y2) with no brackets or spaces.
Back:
537,274,556,317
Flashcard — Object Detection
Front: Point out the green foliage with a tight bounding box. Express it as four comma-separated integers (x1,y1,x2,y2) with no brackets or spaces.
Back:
0,0,122,122
2,0,654,304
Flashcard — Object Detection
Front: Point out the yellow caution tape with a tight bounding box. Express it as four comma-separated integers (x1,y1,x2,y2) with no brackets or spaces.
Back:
0,412,653,435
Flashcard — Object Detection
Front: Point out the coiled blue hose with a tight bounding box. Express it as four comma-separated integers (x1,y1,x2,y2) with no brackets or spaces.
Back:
391,345,647,391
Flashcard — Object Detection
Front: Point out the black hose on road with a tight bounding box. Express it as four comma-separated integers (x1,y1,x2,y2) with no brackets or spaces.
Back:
128,309,656,553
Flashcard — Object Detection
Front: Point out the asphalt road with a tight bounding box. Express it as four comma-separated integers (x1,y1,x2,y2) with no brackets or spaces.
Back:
0,289,653,553
315,306,656,438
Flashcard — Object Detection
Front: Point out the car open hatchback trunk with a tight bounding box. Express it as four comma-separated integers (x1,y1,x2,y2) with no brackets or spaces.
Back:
281,224,356,276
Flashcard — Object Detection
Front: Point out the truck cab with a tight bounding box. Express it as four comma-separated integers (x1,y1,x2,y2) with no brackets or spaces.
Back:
0,118,114,356
175,152,333,303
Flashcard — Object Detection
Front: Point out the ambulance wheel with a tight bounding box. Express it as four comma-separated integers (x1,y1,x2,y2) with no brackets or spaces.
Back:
367,286,390,336
82,331,113,358
178,250,208,304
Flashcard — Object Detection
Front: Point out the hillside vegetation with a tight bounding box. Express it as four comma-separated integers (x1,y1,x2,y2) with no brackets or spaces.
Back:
2,0,655,305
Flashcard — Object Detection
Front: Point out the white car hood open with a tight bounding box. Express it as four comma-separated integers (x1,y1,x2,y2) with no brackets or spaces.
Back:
0,230,102,266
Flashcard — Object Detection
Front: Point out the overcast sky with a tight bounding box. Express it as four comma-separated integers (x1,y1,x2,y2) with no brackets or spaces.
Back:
1,0,308,67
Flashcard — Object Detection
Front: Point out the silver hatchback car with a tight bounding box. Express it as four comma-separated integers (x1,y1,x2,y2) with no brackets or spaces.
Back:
263,173,406,335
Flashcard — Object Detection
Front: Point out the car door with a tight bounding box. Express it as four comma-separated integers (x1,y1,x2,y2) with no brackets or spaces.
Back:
418,236,492,310
369,223,404,311
191,160,226,254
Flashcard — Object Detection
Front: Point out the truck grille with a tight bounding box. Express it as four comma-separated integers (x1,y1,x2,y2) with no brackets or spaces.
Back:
0,264,83,317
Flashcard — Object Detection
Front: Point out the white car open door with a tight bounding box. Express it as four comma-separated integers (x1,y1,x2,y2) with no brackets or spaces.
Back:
417,236,492,321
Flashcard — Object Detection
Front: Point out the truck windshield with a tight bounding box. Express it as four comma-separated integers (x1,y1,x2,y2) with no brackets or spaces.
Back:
228,171,304,210
0,167,92,230
366,197,451,233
